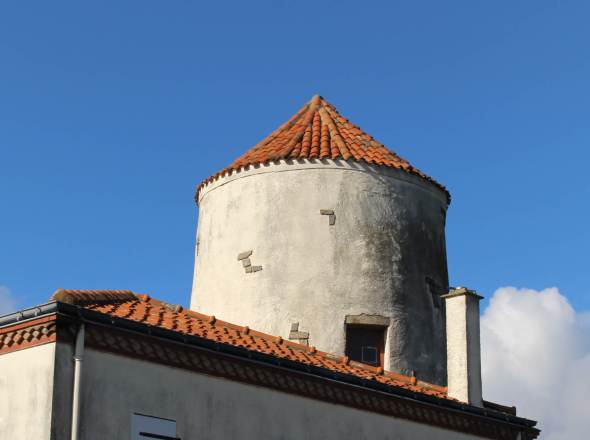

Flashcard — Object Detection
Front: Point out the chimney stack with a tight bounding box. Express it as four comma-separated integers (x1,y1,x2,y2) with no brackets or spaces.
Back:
442,287,483,407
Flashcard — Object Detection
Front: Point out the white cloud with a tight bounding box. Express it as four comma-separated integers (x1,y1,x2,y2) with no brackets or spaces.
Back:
481,287,590,439
0,285,17,315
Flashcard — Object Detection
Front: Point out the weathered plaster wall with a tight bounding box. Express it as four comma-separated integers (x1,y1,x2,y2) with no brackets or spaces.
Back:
0,343,56,440
192,159,449,384
79,348,483,440
50,341,75,439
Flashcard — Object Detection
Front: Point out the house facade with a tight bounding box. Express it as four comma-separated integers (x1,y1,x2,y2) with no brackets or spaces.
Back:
0,291,538,439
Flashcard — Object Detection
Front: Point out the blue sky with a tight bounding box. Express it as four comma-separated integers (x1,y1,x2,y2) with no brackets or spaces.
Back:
1,0,589,312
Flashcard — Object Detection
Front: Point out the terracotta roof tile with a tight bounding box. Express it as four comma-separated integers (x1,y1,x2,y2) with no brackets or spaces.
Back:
51,289,449,400
197,96,449,202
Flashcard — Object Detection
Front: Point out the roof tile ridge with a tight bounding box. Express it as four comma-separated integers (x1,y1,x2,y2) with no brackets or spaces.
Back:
324,103,406,163
297,124,313,157
212,317,253,333
245,326,286,342
185,309,214,322
321,100,360,131
280,338,311,352
142,296,165,306
141,297,185,314
380,370,447,395
317,106,351,160
268,103,318,160
134,293,151,302
347,359,384,375
181,309,323,354
309,348,445,394
221,324,311,353
249,332,445,395
51,288,137,306
416,380,448,394
247,101,312,154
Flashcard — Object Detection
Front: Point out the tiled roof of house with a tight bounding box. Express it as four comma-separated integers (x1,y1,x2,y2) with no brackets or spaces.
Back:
51,289,449,399
197,95,450,202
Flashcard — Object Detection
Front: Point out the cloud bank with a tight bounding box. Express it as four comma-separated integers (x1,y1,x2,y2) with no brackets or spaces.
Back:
0,285,17,315
481,287,590,439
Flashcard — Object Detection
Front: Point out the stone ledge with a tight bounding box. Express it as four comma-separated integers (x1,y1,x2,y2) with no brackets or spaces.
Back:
345,314,390,327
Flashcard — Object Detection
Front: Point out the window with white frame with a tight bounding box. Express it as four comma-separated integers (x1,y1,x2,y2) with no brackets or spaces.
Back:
131,414,179,440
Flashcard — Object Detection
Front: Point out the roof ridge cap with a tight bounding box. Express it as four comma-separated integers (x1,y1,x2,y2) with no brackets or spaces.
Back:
51,289,137,306
310,94,322,106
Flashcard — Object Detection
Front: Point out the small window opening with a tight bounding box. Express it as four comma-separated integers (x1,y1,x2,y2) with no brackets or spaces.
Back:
345,325,385,367
362,346,378,364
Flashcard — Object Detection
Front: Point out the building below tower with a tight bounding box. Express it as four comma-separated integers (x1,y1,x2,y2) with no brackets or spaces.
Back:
0,289,539,439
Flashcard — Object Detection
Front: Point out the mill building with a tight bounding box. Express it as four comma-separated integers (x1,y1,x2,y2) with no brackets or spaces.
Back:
0,96,540,440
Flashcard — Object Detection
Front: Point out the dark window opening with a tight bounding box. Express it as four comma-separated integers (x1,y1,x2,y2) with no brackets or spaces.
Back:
345,326,385,367
362,346,378,364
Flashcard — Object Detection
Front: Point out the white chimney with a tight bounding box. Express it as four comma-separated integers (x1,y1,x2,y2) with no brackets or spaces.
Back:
442,287,483,407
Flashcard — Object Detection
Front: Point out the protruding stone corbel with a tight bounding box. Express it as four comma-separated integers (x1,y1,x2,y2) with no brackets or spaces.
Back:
320,209,336,225
237,250,262,274
288,322,309,345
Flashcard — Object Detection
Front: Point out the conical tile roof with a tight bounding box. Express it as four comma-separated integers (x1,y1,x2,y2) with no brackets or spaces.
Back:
198,95,449,201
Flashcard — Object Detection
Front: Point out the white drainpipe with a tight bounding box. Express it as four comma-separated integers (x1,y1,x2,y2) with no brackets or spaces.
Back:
71,323,85,440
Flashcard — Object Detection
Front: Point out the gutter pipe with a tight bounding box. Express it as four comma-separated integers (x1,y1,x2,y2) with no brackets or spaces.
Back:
71,323,85,440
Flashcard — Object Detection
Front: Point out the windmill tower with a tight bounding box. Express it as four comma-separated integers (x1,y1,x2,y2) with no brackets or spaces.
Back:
191,96,450,385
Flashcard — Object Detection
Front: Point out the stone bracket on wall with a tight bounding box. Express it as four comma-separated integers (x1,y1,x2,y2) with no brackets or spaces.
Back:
288,322,309,345
320,209,336,225
237,250,262,273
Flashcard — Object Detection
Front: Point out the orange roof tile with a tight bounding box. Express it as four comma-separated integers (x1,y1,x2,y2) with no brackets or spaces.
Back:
197,95,449,202
51,289,449,399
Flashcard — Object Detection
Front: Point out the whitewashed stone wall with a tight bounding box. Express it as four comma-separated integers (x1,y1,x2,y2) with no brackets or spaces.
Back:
0,343,56,440
192,159,449,384
74,348,484,440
